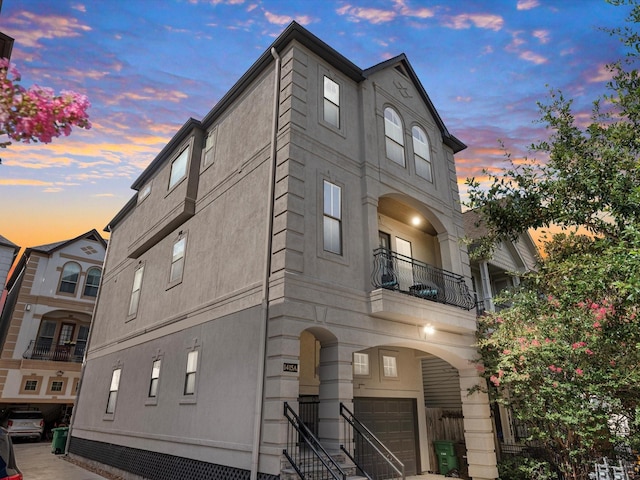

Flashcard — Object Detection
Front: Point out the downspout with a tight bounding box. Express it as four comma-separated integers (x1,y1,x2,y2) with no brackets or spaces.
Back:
251,46,281,480
65,230,112,455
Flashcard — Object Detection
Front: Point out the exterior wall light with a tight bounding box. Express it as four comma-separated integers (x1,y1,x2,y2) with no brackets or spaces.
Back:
423,324,435,335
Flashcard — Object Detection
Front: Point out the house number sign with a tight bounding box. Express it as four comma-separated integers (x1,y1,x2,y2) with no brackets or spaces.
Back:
283,362,298,373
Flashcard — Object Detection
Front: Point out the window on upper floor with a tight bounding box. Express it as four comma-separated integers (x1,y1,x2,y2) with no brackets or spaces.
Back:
84,267,101,297
59,262,81,295
184,350,199,396
138,182,152,203
323,180,342,255
353,352,370,376
382,354,398,378
169,233,187,285
128,264,144,317
412,125,432,182
168,147,189,190
384,107,405,166
148,359,161,398
105,368,121,414
323,76,340,129
203,128,217,168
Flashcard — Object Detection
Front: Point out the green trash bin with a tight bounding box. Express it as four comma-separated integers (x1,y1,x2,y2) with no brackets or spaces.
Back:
51,427,69,454
434,440,458,475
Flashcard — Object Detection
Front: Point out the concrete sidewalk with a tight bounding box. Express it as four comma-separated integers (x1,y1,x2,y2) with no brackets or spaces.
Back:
13,440,108,480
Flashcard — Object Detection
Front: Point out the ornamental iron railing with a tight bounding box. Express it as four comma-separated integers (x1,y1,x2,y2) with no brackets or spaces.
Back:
22,339,85,363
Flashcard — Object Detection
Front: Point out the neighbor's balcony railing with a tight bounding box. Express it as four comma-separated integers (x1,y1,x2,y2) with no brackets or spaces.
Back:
22,340,85,363
371,248,476,311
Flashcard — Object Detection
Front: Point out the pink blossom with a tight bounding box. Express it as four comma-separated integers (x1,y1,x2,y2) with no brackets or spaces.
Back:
490,375,500,387
572,342,587,350
503,349,511,355
610,360,616,367
575,368,583,376
593,321,601,329
585,349,594,355
531,339,541,347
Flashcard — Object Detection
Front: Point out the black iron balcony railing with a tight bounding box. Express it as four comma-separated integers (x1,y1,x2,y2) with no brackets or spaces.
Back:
371,248,476,311
22,340,85,363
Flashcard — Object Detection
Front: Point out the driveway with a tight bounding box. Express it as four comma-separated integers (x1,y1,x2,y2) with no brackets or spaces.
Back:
13,440,109,480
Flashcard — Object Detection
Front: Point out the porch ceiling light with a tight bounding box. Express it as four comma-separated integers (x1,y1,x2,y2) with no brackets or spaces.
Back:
411,216,421,226
423,324,435,335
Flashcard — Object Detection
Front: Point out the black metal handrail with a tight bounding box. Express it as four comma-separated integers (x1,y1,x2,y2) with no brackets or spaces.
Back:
371,248,476,311
340,403,404,480
283,402,346,480
22,340,84,363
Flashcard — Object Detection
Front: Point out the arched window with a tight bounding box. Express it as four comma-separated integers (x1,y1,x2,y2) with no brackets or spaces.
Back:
59,262,81,294
412,125,432,182
384,107,405,166
84,267,102,297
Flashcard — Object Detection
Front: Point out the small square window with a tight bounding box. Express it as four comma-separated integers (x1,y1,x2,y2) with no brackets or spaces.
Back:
353,353,369,376
25,380,38,391
50,381,63,392
382,355,398,378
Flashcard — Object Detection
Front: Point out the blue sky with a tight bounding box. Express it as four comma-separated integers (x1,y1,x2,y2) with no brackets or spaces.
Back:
0,0,631,248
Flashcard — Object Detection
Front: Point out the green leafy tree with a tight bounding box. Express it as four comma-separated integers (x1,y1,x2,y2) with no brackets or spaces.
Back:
466,2,640,479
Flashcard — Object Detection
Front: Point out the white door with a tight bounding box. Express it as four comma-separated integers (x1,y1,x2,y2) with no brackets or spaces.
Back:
395,237,413,290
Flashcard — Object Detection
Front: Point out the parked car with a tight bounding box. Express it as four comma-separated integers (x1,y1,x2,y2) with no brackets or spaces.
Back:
0,428,21,479
0,409,44,441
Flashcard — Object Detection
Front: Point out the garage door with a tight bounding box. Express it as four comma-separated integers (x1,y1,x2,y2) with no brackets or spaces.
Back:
353,397,419,476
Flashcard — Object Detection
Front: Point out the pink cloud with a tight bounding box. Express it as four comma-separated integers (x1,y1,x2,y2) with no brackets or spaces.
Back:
3,11,91,49
393,0,434,19
443,13,504,31
533,29,550,44
587,64,614,83
264,11,313,26
336,5,396,24
517,0,540,10
519,50,548,64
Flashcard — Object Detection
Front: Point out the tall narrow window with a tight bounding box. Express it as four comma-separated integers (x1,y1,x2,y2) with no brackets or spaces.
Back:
128,265,144,317
169,147,189,189
323,180,342,255
203,129,216,167
138,182,152,203
323,76,340,128
84,267,101,297
106,368,121,414
412,126,432,182
59,262,81,294
74,325,89,360
35,320,56,357
184,350,198,395
169,236,186,284
384,107,405,166
148,359,161,398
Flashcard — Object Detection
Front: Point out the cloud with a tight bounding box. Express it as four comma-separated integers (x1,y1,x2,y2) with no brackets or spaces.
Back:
94,193,116,197
336,5,396,24
455,96,472,102
72,4,87,13
517,0,540,10
105,87,189,105
519,50,548,64
393,0,434,19
0,178,55,186
263,11,313,26
587,63,614,83
443,14,504,31
533,29,550,44
3,11,91,49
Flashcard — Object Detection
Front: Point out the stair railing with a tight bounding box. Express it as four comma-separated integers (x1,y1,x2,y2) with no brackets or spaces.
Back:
283,402,347,480
340,403,405,480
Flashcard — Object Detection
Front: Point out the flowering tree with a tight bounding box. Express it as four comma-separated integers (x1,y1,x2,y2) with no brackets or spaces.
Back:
466,1,640,478
0,58,91,153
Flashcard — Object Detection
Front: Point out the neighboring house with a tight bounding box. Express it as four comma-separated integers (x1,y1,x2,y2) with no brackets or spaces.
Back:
0,230,106,426
0,235,20,314
70,22,498,480
463,209,540,449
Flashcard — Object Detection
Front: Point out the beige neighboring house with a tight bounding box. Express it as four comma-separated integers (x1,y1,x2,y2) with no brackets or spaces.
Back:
463,209,540,451
70,22,499,480
0,235,20,289
0,230,106,426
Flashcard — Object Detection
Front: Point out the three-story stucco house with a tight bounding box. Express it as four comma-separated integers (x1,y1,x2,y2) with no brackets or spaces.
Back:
69,23,498,480
0,230,106,428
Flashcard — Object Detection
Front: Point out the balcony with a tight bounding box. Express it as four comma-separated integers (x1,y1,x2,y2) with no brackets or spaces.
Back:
22,340,85,363
371,248,476,311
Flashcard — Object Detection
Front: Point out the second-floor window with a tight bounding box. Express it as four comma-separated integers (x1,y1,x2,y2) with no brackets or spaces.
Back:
169,147,189,190
384,107,405,166
128,265,144,317
323,180,342,255
84,267,101,297
323,76,340,128
59,262,81,294
169,236,187,284
412,125,432,182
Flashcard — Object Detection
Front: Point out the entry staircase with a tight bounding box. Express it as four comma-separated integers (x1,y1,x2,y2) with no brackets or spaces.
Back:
283,402,405,480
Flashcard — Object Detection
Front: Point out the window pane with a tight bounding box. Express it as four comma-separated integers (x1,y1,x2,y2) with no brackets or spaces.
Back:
323,217,341,254
353,353,369,376
25,380,38,391
415,157,432,182
84,268,101,297
110,369,121,390
128,290,140,316
323,181,341,218
384,108,403,143
149,378,159,397
187,351,198,373
152,360,161,378
324,100,339,128
51,381,63,392
60,263,80,293
106,391,117,413
386,138,405,166
184,372,196,395
169,148,189,189
383,355,398,377
324,76,339,104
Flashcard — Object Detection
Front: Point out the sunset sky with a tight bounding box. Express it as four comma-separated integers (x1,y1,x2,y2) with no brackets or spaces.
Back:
0,0,631,251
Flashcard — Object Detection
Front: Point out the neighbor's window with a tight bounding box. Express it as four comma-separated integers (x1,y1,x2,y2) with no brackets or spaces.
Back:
148,359,161,398
323,180,342,255
169,236,187,284
169,147,189,189
138,182,152,203
128,264,144,317
106,368,121,414
382,355,398,378
84,267,101,297
412,125,432,182
323,76,340,128
59,262,81,294
24,380,38,391
50,381,64,392
384,107,405,166
353,353,369,376
184,350,198,395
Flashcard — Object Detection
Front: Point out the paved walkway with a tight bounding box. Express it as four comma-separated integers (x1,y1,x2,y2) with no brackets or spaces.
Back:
13,440,108,480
